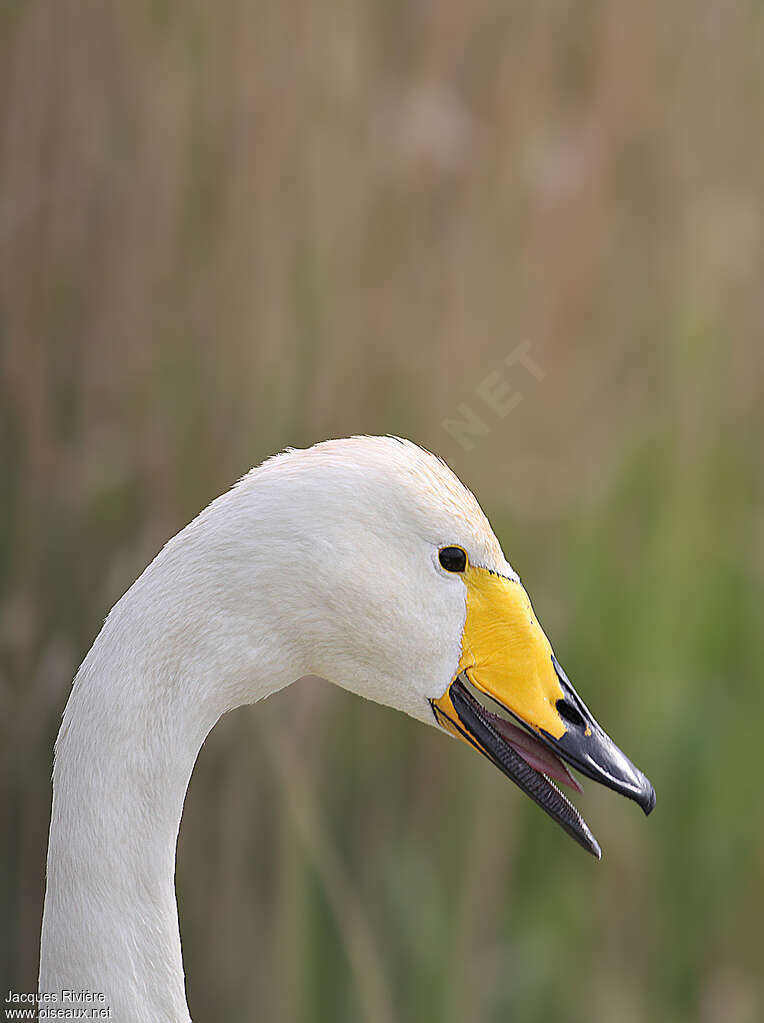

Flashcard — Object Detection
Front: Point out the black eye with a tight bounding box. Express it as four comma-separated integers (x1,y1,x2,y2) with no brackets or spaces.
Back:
439,546,467,573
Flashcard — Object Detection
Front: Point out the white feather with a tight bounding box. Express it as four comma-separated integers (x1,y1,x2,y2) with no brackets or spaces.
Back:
39,436,515,1022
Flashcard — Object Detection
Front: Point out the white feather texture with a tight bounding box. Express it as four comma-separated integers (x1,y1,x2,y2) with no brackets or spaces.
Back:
39,436,516,1022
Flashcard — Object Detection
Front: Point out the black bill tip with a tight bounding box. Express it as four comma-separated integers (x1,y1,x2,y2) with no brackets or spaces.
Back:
639,780,657,816
549,655,656,817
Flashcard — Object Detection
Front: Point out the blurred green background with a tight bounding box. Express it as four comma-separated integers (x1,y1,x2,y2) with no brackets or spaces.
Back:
1,2,762,1021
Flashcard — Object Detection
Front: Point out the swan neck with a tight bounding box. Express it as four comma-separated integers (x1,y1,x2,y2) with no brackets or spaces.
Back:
39,511,300,1023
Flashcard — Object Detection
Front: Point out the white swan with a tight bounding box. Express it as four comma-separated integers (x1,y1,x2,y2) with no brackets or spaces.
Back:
39,436,654,1022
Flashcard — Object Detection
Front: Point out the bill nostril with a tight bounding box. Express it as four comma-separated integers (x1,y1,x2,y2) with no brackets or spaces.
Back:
556,698,585,729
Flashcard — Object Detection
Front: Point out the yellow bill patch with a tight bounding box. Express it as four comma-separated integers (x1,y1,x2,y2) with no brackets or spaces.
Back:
434,565,567,740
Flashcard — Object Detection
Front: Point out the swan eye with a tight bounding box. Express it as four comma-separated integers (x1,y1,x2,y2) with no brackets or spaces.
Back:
439,546,467,573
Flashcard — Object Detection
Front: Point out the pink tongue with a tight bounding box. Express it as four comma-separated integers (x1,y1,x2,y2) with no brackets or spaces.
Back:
487,713,583,793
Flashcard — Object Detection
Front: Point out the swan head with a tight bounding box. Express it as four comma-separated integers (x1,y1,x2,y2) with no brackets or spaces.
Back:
233,436,655,855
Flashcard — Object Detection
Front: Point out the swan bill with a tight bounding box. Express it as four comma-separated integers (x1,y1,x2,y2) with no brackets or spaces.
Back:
431,668,655,857
429,561,655,854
